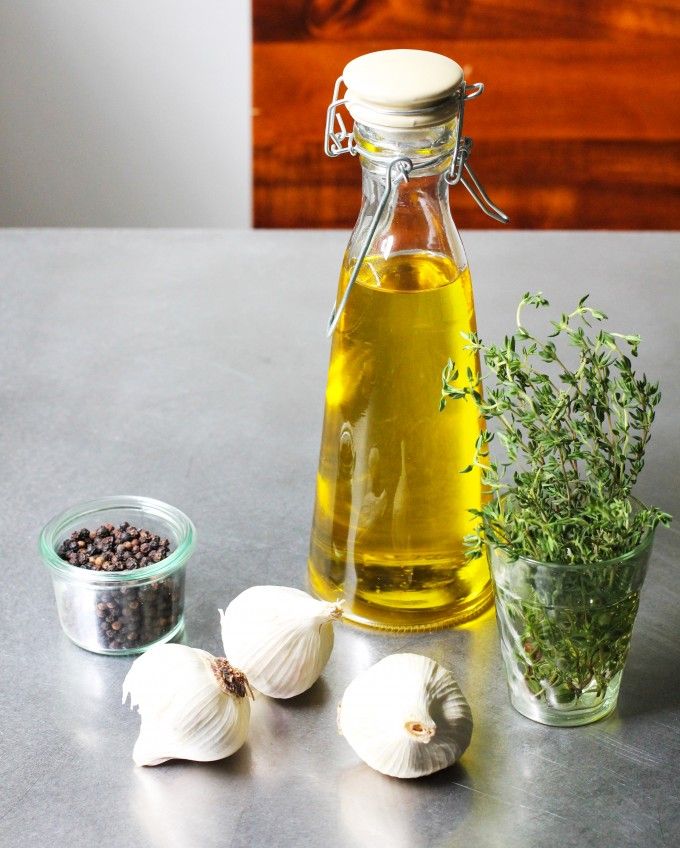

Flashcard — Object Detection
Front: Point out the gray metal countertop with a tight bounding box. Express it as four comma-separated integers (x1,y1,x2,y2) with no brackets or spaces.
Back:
0,230,678,848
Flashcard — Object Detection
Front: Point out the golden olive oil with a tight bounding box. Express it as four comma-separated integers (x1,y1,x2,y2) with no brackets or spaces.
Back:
308,251,493,629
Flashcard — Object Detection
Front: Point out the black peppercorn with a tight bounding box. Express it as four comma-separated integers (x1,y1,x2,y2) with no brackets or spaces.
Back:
57,521,179,651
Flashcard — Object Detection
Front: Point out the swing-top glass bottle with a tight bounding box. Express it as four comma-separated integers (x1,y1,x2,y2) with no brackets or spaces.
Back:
308,50,508,630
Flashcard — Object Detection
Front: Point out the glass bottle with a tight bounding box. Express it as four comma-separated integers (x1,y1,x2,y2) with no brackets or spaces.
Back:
308,50,508,630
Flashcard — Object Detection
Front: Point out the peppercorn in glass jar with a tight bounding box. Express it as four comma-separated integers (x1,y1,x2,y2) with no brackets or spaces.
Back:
40,496,195,655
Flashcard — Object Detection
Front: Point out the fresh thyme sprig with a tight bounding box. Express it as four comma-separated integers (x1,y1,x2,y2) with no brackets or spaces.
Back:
441,292,671,564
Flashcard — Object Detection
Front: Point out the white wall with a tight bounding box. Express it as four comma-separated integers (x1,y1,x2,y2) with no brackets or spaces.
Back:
0,1,251,227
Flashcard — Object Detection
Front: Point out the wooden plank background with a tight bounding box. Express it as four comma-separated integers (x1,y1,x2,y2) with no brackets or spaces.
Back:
253,1,680,229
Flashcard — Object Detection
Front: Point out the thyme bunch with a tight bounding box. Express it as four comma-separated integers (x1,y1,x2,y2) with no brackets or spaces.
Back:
441,292,671,564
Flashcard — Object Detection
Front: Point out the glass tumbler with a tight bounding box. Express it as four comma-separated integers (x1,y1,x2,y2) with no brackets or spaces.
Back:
40,496,196,655
489,527,655,727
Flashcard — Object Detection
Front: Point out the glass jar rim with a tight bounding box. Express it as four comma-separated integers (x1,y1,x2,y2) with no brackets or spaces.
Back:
488,495,657,571
39,495,196,583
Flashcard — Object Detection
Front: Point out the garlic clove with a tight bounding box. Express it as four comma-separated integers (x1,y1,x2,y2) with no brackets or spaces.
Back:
123,643,251,766
220,585,343,699
337,652,473,779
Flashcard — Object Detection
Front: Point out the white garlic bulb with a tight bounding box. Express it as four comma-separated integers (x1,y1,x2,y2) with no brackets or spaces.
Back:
220,585,343,699
337,653,472,779
122,643,252,766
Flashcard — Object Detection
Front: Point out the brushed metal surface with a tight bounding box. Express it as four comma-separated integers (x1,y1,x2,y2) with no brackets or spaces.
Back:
0,230,678,848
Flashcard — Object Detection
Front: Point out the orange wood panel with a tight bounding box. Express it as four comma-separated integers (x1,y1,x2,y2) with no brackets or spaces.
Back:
253,2,680,229
254,1,680,41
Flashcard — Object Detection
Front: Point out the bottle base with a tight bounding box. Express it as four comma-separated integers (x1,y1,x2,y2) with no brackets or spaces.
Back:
308,565,494,631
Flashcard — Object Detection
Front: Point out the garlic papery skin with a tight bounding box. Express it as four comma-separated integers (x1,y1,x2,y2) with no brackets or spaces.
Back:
337,653,473,779
219,585,343,699
122,643,251,767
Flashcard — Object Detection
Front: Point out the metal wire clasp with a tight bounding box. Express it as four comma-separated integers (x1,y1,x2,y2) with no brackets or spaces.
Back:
324,76,508,334
324,77,357,159
326,156,412,336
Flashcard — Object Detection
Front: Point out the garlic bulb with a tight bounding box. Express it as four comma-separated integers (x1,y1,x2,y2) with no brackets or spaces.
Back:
337,653,472,779
122,643,252,766
220,585,343,698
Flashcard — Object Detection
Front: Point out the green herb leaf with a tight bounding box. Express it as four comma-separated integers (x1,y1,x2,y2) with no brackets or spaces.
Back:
441,292,671,566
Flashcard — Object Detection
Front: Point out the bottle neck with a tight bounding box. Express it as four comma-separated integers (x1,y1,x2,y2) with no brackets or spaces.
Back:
348,119,465,271
353,119,458,179
359,167,450,209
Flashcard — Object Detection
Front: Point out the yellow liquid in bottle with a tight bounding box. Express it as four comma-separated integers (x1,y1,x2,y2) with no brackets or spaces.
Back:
308,251,493,630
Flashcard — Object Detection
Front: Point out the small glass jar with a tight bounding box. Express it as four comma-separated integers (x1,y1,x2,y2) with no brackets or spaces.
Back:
489,522,655,727
40,496,196,655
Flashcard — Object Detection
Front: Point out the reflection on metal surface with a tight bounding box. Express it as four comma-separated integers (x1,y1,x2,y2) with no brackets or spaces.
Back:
344,626,376,676
339,762,473,848
340,764,417,848
55,639,108,702
457,602,496,631
131,752,252,848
